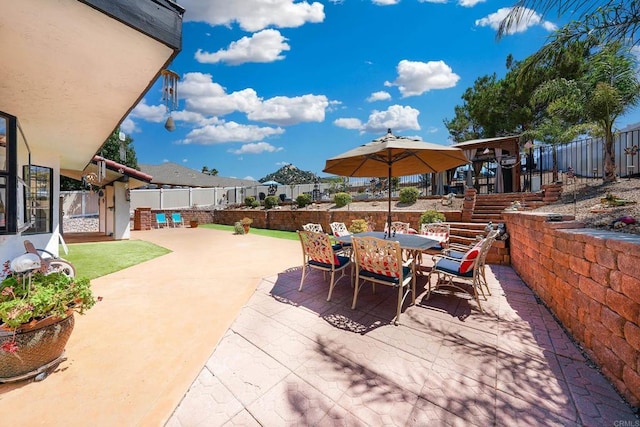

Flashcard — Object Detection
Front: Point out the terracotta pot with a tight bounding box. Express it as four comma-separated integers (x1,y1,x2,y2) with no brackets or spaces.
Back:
0,314,74,381
190,220,199,228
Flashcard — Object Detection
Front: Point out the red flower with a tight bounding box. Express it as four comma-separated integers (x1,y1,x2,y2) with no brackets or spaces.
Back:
1,340,19,353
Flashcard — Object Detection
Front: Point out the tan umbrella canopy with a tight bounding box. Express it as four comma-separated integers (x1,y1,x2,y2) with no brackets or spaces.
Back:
323,129,469,234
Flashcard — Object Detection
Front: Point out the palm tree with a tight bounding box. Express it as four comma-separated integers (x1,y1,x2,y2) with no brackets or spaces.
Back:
498,1,640,46
528,42,640,181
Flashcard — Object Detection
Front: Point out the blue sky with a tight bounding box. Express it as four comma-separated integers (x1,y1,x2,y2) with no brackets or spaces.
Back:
121,0,638,181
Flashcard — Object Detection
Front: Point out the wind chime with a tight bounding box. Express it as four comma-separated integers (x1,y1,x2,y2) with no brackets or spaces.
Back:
161,69,180,132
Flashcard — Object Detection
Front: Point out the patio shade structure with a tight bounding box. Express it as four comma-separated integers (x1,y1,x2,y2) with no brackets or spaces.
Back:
323,129,469,234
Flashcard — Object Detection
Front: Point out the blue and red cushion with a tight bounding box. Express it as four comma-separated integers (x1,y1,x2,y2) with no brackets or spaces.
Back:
459,241,482,274
310,255,350,269
359,265,411,284
433,258,473,278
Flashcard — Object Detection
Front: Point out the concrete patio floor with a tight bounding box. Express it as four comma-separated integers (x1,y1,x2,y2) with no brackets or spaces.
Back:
1,227,637,426
167,250,637,425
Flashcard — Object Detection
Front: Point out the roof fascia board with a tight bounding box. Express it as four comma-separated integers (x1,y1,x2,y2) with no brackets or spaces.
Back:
80,0,184,49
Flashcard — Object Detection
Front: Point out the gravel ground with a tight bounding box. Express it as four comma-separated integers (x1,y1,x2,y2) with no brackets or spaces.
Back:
530,178,640,235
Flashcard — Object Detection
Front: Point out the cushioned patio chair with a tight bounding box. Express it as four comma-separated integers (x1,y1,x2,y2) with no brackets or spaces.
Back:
441,228,500,297
426,230,498,312
303,223,344,253
384,221,411,235
329,221,352,256
171,212,185,227
297,230,352,302
155,213,168,228
351,235,416,325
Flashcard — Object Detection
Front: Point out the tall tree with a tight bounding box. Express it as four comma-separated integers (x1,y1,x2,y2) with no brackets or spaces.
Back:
527,41,640,181
498,1,640,46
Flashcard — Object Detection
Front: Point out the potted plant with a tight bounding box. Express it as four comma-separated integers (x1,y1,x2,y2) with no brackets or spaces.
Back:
240,217,253,234
0,258,96,381
189,218,199,228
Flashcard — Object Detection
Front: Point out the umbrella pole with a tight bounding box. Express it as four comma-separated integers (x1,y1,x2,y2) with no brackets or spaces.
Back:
387,162,392,238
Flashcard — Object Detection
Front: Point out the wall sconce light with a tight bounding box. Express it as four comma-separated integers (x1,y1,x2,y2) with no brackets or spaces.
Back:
483,147,491,155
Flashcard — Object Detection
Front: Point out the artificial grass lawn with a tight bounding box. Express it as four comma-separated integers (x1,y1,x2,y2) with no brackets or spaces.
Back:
62,240,171,280
201,223,299,241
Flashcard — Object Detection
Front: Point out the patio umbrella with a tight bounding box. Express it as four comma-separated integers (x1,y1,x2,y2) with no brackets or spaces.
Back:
323,129,469,235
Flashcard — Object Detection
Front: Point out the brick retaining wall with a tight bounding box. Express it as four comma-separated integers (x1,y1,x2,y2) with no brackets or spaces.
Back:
503,211,640,407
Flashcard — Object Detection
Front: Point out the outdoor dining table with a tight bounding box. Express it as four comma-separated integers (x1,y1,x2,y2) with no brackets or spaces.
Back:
335,231,439,276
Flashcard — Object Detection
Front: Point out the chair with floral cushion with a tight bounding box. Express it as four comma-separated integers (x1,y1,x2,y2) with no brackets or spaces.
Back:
426,230,498,312
302,223,324,233
297,230,352,302
329,222,352,256
351,235,416,325
384,221,411,235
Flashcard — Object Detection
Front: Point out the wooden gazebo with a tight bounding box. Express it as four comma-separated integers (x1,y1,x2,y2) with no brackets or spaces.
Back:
452,135,522,193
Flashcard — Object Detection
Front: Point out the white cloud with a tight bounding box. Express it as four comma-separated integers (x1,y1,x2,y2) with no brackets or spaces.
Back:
458,0,484,6
335,105,420,133
334,118,362,129
367,91,392,102
178,0,325,32
180,72,262,116
385,60,460,97
229,142,283,154
182,122,285,145
129,100,167,123
418,0,448,4
362,105,421,133
195,29,290,65
475,7,556,35
372,0,400,5
120,117,138,134
248,94,329,125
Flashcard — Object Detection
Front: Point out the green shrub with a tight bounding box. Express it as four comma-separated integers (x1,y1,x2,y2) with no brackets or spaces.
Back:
349,219,368,234
334,192,352,208
296,193,312,208
250,200,260,208
264,195,279,209
244,196,256,207
398,187,419,203
419,209,446,225
233,221,245,235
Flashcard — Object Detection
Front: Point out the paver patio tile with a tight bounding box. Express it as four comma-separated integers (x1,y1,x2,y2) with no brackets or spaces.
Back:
293,345,360,401
261,327,321,371
418,371,496,426
338,375,419,426
409,396,480,426
205,332,290,407
496,391,580,426
223,409,261,426
365,317,443,362
496,361,577,422
315,403,370,427
432,338,498,386
246,373,336,426
167,368,242,427
229,307,292,349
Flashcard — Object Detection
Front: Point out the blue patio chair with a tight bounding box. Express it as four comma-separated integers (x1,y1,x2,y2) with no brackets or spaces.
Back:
155,213,168,228
171,212,185,228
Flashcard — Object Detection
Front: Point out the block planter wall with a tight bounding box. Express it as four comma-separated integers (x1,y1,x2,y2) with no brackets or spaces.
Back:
503,211,640,407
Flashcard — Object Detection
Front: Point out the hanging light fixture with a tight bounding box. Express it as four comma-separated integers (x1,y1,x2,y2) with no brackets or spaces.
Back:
161,69,180,132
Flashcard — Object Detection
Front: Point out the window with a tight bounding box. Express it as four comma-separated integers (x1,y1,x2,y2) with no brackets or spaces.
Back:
23,165,52,234
0,111,34,235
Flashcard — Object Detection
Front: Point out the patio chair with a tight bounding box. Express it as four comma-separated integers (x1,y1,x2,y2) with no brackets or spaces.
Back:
384,221,411,235
426,231,498,312
297,230,352,302
302,223,324,233
171,212,185,227
420,222,450,251
155,213,168,228
441,228,500,296
303,223,344,253
329,221,352,256
23,240,76,277
351,236,416,325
